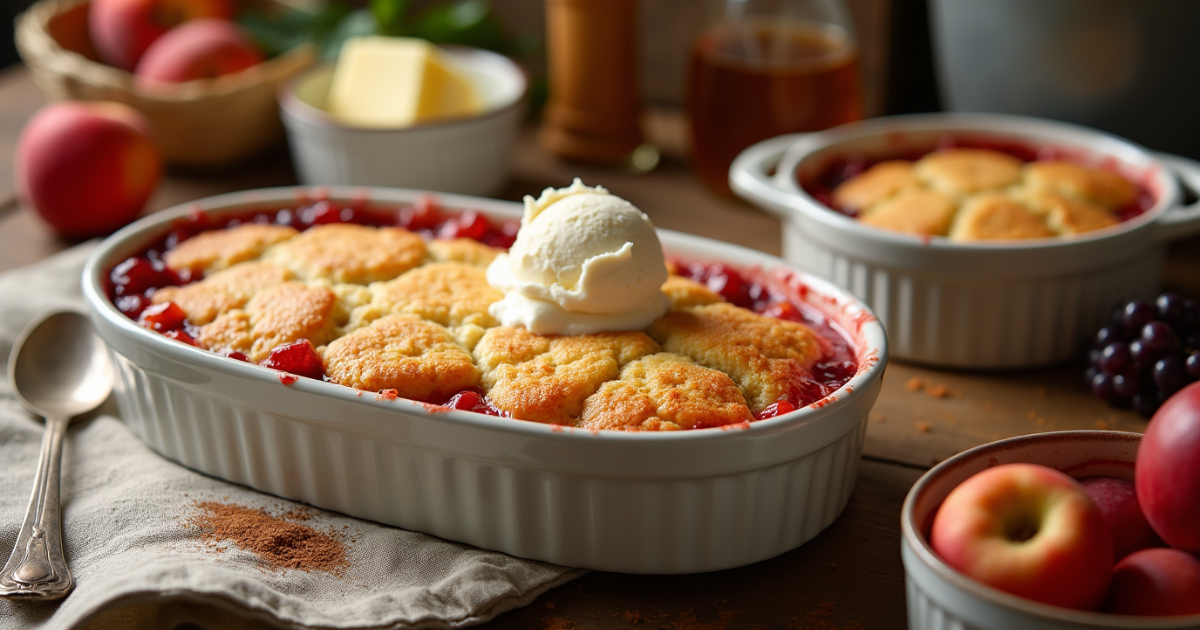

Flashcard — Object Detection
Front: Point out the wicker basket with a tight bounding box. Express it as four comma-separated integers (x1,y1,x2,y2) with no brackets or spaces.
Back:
15,0,316,168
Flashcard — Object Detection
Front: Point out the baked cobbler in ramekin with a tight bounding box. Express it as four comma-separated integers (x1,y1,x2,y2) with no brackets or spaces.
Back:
731,113,1200,368
814,142,1151,241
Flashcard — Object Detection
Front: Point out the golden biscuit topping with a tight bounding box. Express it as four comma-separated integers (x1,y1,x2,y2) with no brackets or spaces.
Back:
580,353,752,431
832,160,921,210
261,224,426,284
152,262,294,325
661,275,722,310
367,262,502,329
427,238,504,267
1024,162,1139,209
830,148,1132,241
647,303,826,412
950,193,1055,241
916,149,1023,196
860,189,957,236
475,326,659,424
164,224,298,273
1020,191,1121,235
201,282,339,363
323,315,480,402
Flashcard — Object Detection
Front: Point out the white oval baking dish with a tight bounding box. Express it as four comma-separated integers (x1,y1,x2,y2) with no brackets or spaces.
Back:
901,430,1200,630
730,113,1200,369
81,186,888,574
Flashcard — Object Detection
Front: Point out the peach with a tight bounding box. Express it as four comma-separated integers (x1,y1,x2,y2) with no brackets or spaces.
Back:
930,463,1114,611
16,102,162,239
1103,548,1200,616
89,0,233,70
135,19,262,87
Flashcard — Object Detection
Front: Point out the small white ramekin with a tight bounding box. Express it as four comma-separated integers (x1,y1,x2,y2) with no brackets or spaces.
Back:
731,114,1200,369
278,48,526,197
81,186,888,574
902,430,1200,630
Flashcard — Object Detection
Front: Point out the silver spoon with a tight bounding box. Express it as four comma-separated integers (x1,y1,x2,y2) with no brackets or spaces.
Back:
0,311,112,600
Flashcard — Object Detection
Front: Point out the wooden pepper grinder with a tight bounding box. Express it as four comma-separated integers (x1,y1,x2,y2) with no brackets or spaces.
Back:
539,0,646,164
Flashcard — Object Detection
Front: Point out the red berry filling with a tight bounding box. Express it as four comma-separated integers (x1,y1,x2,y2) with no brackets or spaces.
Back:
438,209,488,241
442,387,506,417
114,294,152,319
138,301,187,332
755,400,797,420
161,329,198,347
110,256,178,296
397,195,446,232
679,260,859,412
260,340,325,381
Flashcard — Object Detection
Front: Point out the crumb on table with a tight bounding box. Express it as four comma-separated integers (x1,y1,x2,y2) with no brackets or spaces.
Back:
926,384,951,398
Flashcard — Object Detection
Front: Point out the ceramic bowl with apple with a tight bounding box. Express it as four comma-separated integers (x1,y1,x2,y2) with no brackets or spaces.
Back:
902,385,1200,630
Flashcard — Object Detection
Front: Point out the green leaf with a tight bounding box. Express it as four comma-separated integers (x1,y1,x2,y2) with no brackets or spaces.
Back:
409,0,513,52
238,9,313,58
238,4,354,59
370,0,412,36
240,1,522,61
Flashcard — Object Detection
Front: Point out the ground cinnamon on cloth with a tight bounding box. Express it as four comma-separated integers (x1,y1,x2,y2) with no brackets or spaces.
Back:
187,501,349,574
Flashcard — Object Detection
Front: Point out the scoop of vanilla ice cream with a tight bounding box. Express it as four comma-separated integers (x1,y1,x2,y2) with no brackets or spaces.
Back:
487,179,670,335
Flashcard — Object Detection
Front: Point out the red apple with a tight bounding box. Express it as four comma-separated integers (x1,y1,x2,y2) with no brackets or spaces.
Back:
930,463,1114,611
16,102,162,239
135,19,263,88
1103,548,1200,616
1137,381,1200,552
89,0,233,71
1080,477,1163,560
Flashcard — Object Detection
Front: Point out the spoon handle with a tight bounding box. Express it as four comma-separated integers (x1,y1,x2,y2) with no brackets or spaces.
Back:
0,414,73,599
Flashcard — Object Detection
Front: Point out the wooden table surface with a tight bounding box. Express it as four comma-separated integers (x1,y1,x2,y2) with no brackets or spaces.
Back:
2,63,1198,629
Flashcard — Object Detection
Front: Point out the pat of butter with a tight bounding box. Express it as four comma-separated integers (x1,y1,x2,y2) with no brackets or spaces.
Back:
327,36,483,128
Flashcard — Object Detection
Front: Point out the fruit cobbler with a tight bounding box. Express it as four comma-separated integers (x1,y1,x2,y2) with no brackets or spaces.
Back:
803,138,1154,241
108,186,857,430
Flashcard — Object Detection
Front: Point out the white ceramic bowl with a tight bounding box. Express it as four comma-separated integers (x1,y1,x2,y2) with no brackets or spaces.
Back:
730,113,1200,369
278,48,526,197
901,430,1200,630
81,186,888,574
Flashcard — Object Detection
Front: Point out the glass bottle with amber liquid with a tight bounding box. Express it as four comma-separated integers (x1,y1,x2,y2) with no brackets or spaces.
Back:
687,0,863,197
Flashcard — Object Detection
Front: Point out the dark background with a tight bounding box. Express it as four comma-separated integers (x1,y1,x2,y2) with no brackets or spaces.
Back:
0,0,944,115
1,0,30,68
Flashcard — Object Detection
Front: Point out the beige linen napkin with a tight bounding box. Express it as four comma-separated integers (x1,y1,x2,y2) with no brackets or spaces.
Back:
0,244,584,630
